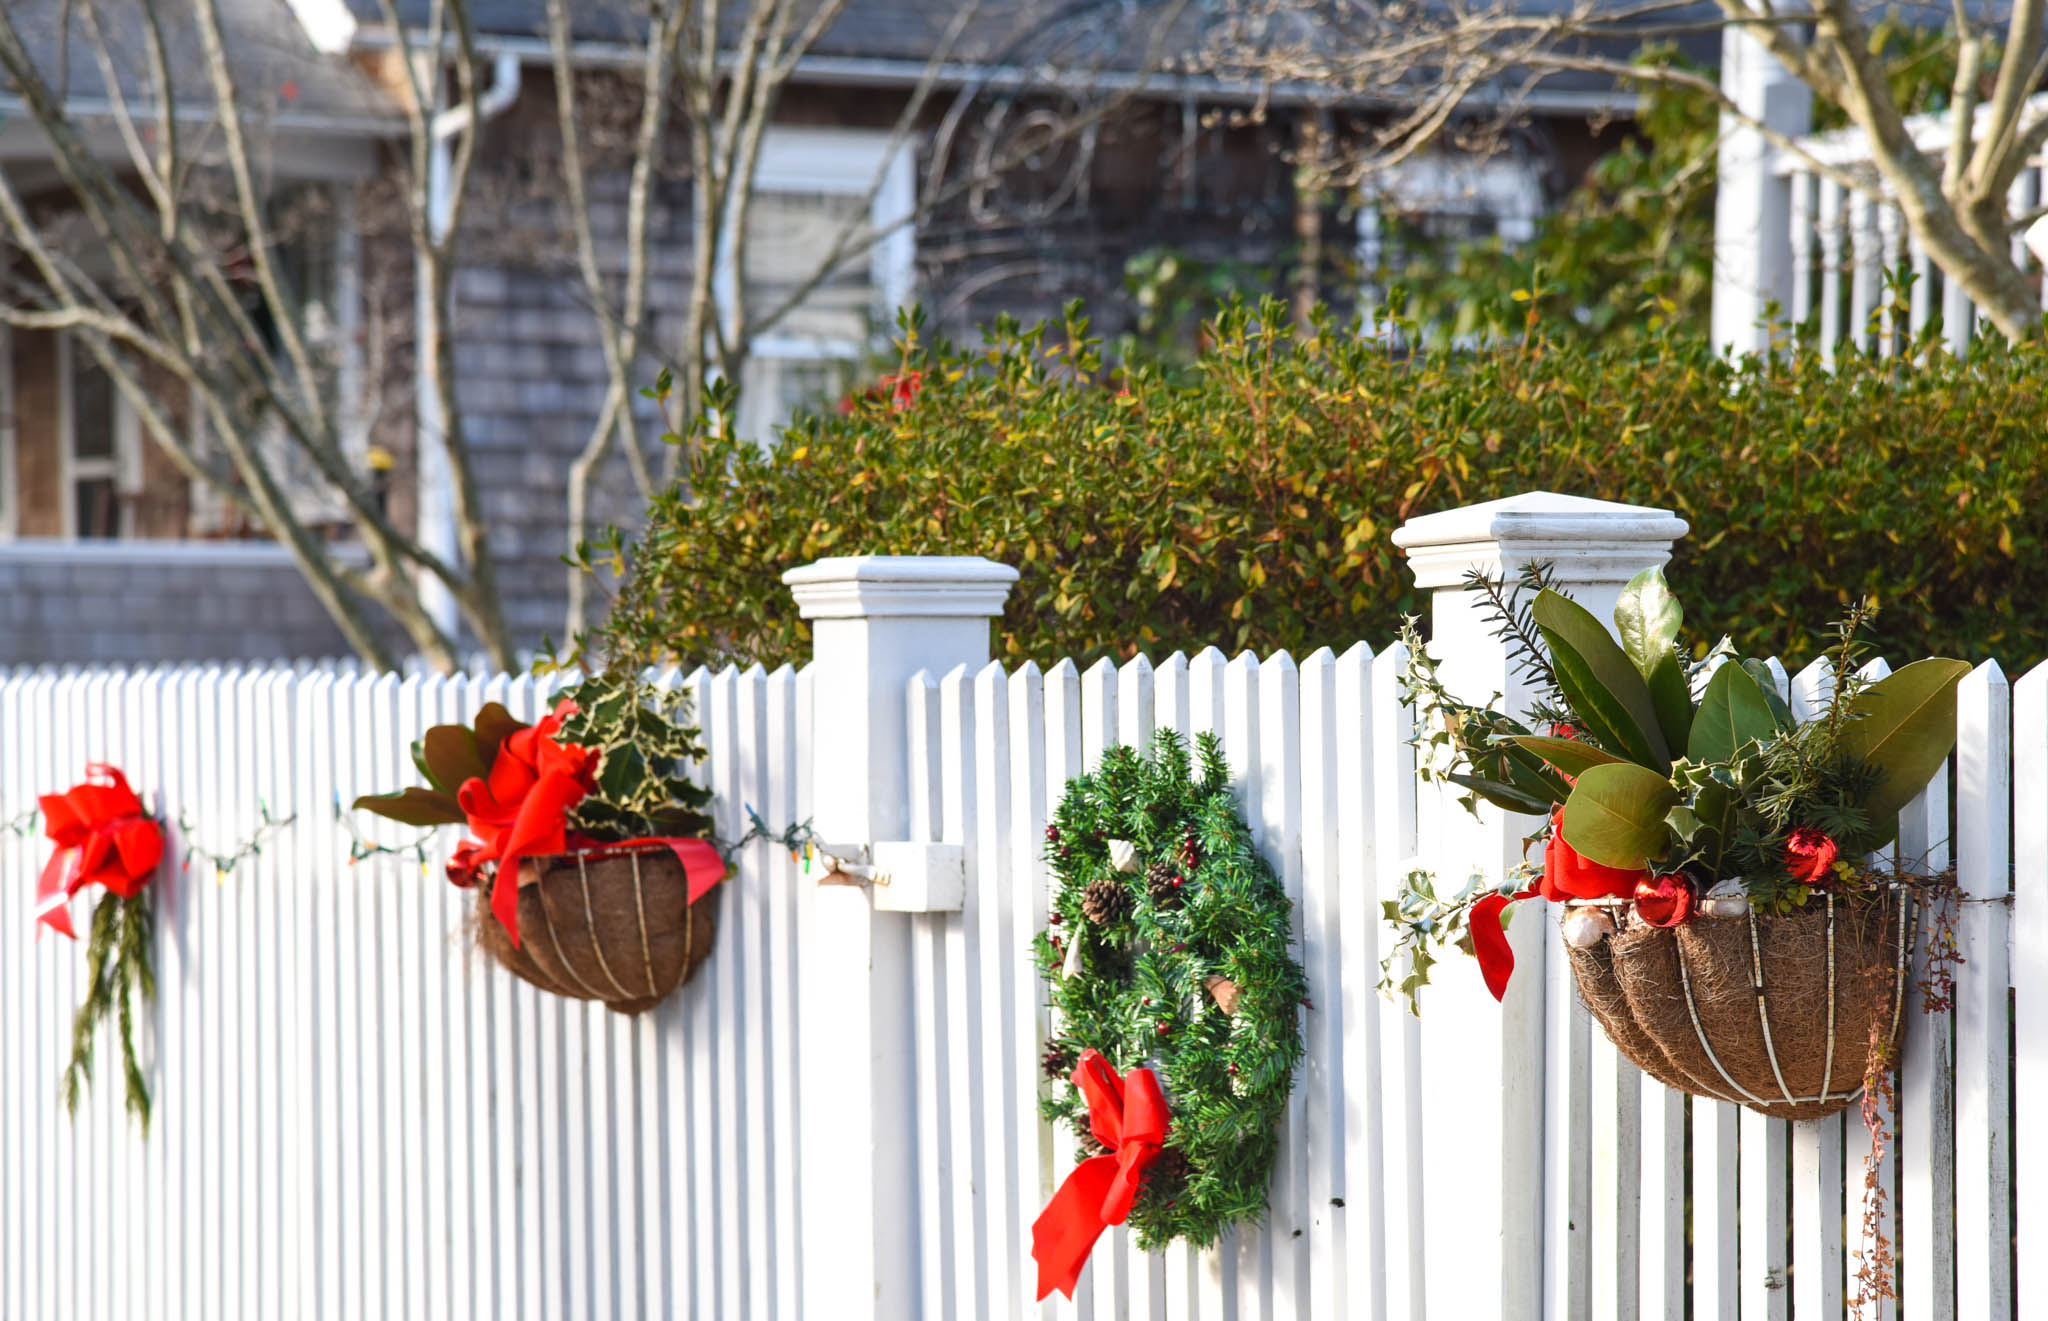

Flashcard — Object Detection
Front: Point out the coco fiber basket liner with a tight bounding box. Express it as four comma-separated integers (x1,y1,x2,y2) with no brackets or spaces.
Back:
474,845,718,1015
1566,888,1918,1121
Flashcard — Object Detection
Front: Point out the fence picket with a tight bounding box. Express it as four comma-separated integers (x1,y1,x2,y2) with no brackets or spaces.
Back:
1298,647,1346,1317
1954,663,2014,1319
1371,642,1423,1321
1897,747,1955,1321
1005,662,1054,1321
2015,660,2048,1313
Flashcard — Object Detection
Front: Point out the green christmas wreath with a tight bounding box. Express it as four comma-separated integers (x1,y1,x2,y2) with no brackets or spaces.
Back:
1033,731,1307,1250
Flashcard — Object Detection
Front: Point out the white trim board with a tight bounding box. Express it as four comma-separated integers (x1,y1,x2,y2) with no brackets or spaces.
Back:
0,323,14,539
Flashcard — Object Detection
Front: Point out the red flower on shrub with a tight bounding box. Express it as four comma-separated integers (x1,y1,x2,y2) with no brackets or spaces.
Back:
838,369,925,414
1540,807,1645,902
1785,828,1840,886
1633,874,1695,928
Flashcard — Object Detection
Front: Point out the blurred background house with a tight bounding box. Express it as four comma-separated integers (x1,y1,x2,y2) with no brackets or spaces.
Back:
0,0,1668,666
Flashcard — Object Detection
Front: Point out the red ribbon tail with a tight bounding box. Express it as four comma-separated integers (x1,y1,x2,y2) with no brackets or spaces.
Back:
1031,1155,1119,1301
1470,886,1542,1002
35,847,81,939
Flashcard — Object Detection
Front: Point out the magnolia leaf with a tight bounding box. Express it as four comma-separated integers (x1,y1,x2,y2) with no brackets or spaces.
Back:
1614,567,1682,678
1561,762,1679,870
420,724,488,793
1837,657,1973,822
1445,773,1556,816
1645,653,1694,751
352,786,465,827
472,702,528,769
1740,659,1796,728
1534,589,1669,769
1498,734,1626,778
1499,752,1573,809
1688,662,1779,766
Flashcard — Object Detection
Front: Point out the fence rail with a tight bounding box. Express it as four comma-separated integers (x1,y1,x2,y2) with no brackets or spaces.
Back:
2,525,2044,1318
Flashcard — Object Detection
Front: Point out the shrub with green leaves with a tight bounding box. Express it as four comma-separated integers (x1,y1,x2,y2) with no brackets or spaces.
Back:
587,299,2048,674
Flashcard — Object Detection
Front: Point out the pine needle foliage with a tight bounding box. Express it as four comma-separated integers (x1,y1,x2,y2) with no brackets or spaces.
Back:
1033,731,1307,1251
63,890,155,1131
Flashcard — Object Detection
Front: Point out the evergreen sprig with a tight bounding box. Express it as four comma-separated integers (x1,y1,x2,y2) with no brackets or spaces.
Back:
1034,731,1307,1251
62,890,155,1131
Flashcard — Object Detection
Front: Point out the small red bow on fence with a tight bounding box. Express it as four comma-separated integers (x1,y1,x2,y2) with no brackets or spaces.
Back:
447,700,727,948
1031,1049,1171,1301
36,764,163,938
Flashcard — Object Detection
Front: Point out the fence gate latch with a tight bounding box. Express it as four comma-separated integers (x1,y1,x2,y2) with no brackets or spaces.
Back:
868,842,966,912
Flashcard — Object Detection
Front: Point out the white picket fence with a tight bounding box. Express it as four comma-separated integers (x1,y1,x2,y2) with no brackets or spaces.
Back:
1,594,2044,1317
0,661,811,1321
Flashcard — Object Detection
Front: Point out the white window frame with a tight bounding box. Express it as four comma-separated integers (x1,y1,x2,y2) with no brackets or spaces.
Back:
57,334,141,540
718,126,918,441
0,323,15,539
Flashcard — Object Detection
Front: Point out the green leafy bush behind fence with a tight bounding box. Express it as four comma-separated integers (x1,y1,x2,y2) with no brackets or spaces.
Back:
593,303,2048,673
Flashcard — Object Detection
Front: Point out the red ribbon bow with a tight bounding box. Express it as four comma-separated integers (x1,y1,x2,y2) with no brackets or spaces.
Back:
450,699,727,948
1031,1049,1171,1301
1540,807,1646,903
1472,810,1651,1001
36,764,163,939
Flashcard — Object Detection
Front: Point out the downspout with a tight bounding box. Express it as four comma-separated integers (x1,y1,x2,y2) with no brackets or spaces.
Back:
416,50,520,643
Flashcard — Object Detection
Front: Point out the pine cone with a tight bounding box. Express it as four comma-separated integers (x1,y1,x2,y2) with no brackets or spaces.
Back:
1146,858,1183,908
1042,1040,1077,1080
1146,1148,1190,1201
1080,875,1131,925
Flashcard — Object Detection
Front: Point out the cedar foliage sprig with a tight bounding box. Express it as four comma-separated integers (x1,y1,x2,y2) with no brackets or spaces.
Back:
1033,731,1307,1250
1467,562,1570,723
63,890,155,1131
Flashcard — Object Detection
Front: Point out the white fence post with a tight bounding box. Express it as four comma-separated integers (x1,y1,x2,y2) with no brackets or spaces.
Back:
1392,492,1689,1319
783,554,1019,1321
1712,27,1813,356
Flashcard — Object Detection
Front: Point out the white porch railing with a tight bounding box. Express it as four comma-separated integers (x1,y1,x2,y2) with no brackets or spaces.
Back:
1713,29,2048,358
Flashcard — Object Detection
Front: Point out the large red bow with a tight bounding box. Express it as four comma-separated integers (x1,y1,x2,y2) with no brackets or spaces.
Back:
36,764,163,938
453,699,601,948
1031,1049,1171,1301
1472,809,1650,1001
451,699,727,948
1540,807,1645,903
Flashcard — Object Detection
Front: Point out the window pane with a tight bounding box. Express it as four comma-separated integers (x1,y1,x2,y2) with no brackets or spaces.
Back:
71,351,115,461
74,477,118,539
736,355,855,443
743,191,873,343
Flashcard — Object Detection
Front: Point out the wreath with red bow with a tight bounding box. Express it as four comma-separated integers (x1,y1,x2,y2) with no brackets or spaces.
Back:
1030,731,1305,1299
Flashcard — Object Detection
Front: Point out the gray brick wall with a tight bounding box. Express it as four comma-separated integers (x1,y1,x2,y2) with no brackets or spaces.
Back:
0,543,359,666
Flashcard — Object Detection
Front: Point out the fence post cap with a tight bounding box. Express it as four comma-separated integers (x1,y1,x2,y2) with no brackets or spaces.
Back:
783,555,1019,620
1392,491,1688,589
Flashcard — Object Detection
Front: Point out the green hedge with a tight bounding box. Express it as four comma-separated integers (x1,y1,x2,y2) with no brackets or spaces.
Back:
590,302,2048,674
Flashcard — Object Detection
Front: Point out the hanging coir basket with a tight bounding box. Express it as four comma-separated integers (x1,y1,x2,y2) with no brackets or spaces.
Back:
473,845,718,1015
1566,886,1918,1121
